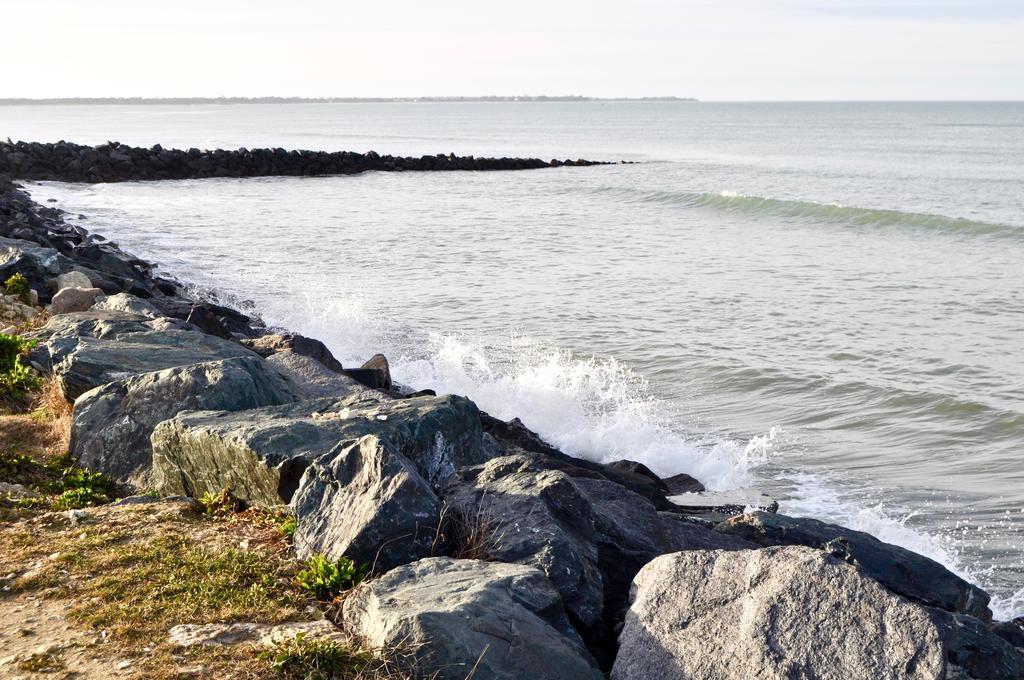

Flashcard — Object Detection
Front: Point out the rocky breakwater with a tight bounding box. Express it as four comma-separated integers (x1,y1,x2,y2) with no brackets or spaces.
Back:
2,171,1023,680
0,139,612,182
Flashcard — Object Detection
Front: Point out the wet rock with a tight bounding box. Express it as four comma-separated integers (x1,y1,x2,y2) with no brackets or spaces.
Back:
292,435,442,570
241,333,344,372
343,557,602,680
152,393,486,506
993,619,1024,648
169,620,344,648
49,286,104,315
662,472,705,494
443,455,604,627
668,489,778,522
613,546,945,680
359,353,392,390
70,355,302,488
716,511,992,620
937,610,1024,679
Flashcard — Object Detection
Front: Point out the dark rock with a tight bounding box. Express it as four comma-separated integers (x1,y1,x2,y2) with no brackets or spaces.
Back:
240,332,344,373
291,434,442,570
152,393,487,506
265,351,377,400
343,557,603,680
662,472,706,494
443,455,604,628
341,367,389,390
936,610,1024,679
359,353,392,390
717,511,992,620
70,356,302,487
992,619,1024,648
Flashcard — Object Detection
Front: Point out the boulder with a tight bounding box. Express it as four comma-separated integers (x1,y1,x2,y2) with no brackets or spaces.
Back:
0,235,76,298
343,557,602,680
359,353,392,390
668,489,779,516
291,435,442,570
152,393,486,506
90,292,160,318
266,351,379,400
70,356,302,487
443,455,604,627
613,546,946,680
241,332,344,373
49,286,104,315
40,324,258,399
662,472,705,494
50,270,92,292
936,610,1024,679
993,620,1024,648
717,512,992,620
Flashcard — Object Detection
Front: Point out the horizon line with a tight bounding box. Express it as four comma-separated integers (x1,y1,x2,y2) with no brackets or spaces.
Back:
2,96,1023,105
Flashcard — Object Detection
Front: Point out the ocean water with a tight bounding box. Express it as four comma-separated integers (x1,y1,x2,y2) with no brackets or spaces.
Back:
3,102,1022,617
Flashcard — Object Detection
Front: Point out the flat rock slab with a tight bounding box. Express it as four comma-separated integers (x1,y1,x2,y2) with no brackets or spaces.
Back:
343,557,602,680
71,355,303,488
152,393,485,507
613,546,946,680
266,351,380,400
168,620,344,648
716,511,992,620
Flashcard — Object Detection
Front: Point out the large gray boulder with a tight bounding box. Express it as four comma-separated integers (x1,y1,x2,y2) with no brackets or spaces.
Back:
70,356,303,488
28,309,257,399
240,332,344,372
49,286,104,315
343,557,602,680
291,435,442,571
717,512,992,620
443,455,604,627
0,235,75,297
152,393,486,506
613,546,947,680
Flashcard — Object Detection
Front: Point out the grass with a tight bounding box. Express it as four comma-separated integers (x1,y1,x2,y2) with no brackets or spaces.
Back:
0,332,41,404
263,632,401,680
3,272,30,302
433,502,503,561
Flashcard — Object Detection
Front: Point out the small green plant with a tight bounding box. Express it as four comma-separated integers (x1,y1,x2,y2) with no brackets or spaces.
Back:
50,467,116,509
263,632,384,680
3,273,30,303
295,555,368,600
279,514,297,539
198,488,241,517
0,333,40,401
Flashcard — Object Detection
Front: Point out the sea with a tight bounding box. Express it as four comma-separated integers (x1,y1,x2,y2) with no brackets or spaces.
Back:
2,101,1021,617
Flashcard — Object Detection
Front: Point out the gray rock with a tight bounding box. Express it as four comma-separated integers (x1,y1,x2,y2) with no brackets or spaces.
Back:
443,455,603,627
266,351,380,400
292,435,442,571
169,620,344,648
90,292,160,318
658,511,757,552
35,312,258,398
343,557,602,680
49,286,104,315
717,511,992,620
152,393,486,507
70,355,302,488
240,332,344,372
613,546,946,680
359,353,392,390
0,236,75,295
51,270,92,292
993,620,1024,649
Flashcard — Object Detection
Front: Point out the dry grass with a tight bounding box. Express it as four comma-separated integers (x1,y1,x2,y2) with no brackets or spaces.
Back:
0,374,71,463
433,502,503,561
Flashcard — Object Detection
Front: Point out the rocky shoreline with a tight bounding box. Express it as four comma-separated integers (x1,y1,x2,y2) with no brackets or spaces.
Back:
2,157,1023,679
0,140,612,183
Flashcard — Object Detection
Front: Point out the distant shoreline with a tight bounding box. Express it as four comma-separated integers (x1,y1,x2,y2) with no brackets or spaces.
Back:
0,96,698,106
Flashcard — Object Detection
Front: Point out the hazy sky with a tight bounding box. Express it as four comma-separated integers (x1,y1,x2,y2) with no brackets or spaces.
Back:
3,0,1022,100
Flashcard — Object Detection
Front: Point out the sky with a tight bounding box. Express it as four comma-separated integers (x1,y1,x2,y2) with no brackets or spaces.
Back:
2,0,1022,100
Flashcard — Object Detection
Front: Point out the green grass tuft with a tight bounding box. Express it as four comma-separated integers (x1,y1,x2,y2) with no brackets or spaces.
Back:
295,555,368,600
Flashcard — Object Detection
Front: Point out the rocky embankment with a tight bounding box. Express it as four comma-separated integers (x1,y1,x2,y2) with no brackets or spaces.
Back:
2,162,1024,679
0,140,611,182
